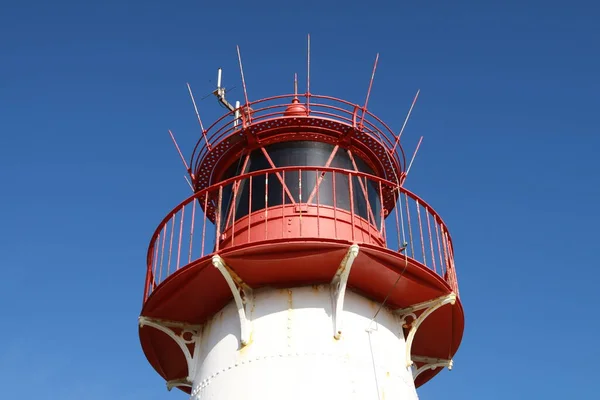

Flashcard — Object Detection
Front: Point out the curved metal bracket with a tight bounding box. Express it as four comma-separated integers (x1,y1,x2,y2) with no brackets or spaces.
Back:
212,255,253,346
412,355,453,380
396,292,456,367
138,316,202,390
331,244,360,339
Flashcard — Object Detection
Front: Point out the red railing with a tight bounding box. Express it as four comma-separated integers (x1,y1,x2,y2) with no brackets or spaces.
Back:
190,94,407,180
144,167,458,302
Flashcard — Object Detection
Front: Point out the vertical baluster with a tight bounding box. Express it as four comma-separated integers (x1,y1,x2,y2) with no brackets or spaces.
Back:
232,179,237,246
177,205,185,270
264,173,269,240
248,176,253,243
426,210,436,273
299,169,302,237
440,226,449,278
349,172,355,241
434,217,444,274
159,225,166,281
333,171,337,238
404,193,414,257
416,200,426,266
394,190,401,252
378,181,385,241
189,198,196,263
201,194,208,257
167,216,175,277
152,234,160,289
215,185,223,251
316,169,320,238
282,170,286,238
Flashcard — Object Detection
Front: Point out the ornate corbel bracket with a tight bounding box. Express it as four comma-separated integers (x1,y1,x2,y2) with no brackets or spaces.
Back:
212,255,253,346
412,355,453,380
331,244,360,339
138,316,202,390
396,292,456,367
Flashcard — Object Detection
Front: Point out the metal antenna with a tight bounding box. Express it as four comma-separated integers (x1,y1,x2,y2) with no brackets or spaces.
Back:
186,83,210,148
306,34,311,111
360,53,379,127
237,45,250,107
168,130,190,172
294,73,298,96
392,89,420,153
404,136,423,183
213,68,236,112
184,175,194,191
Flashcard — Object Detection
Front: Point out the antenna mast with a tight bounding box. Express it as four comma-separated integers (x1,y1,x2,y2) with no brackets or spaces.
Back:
213,68,242,127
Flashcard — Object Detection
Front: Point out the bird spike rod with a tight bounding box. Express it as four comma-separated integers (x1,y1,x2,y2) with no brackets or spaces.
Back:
404,136,423,183
184,175,194,191
294,72,298,96
186,82,210,149
360,53,379,127
306,33,311,111
392,89,420,154
168,129,190,172
236,45,250,108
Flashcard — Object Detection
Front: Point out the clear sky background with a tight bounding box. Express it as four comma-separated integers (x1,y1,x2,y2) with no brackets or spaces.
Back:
1,0,599,399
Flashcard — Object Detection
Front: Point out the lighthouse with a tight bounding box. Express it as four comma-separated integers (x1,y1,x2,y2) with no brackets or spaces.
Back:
138,41,464,399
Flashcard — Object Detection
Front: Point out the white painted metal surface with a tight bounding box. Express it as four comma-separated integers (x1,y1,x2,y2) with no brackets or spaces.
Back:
189,285,418,400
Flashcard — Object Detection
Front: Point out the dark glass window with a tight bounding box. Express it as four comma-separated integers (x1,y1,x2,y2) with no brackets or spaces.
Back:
218,141,381,230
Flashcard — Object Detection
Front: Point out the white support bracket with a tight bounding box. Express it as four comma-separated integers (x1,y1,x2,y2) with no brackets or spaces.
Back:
138,316,202,391
331,244,360,339
396,292,457,368
212,255,253,346
412,355,453,380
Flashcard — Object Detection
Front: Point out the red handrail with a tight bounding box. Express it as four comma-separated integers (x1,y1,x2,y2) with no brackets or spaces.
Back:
143,166,457,303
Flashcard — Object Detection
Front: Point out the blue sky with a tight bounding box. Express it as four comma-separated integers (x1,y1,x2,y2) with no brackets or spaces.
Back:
1,0,599,398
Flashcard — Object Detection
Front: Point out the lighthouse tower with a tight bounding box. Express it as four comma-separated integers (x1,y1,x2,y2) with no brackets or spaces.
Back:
138,43,464,399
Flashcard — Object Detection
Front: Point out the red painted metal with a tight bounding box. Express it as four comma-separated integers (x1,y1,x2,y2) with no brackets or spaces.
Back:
141,91,464,392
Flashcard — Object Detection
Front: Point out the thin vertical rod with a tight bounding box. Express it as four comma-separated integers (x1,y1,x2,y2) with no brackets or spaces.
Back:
298,170,303,237
416,200,426,265
159,225,166,280
333,171,338,238
264,173,269,239
349,173,355,241
201,195,208,257
248,176,253,243
306,34,311,113
394,193,401,251
152,235,160,288
404,136,423,181
316,169,320,238
189,199,196,263
215,186,223,251
186,84,210,149
426,210,436,273
404,193,414,257
231,179,237,245
435,217,443,274
237,46,250,111
378,181,385,239
360,53,379,127
294,73,298,96
167,216,175,277
282,170,286,238
391,89,420,153
177,205,185,270
168,130,190,171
